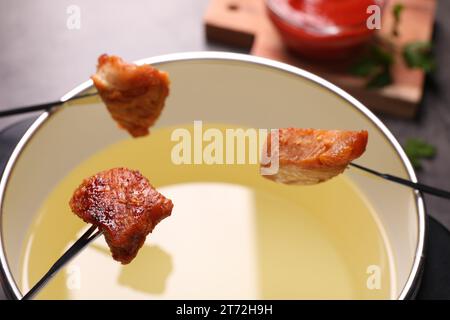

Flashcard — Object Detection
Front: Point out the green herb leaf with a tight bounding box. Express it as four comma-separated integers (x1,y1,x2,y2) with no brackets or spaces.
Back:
393,3,405,20
403,41,436,72
409,157,422,170
404,138,437,169
371,45,394,65
350,46,394,88
366,68,392,88
349,57,378,77
392,3,405,37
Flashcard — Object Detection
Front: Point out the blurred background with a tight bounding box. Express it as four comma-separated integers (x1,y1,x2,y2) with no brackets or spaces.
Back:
0,0,448,226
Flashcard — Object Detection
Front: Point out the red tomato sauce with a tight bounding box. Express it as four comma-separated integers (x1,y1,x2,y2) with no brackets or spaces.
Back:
267,0,381,59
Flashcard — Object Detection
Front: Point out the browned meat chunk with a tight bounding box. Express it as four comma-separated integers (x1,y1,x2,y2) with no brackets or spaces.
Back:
91,54,170,137
69,168,173,264
261,128,368,185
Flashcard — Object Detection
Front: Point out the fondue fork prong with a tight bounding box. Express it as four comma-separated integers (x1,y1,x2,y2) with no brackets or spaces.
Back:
22,224,103,300
350,162,450,199
0,92,98,117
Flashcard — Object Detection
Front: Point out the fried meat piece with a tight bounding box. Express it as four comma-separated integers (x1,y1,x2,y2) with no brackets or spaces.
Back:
69,168,173,264
261,128,368,185
91,54,170,137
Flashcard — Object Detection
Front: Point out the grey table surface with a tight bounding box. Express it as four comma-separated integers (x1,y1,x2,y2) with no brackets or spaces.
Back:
0,0,449,299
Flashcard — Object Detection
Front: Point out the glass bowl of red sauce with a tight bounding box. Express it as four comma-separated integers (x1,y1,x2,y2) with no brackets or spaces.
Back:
267,0,384,60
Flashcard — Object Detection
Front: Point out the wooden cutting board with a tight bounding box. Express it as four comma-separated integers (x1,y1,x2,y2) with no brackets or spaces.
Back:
204,0,437,118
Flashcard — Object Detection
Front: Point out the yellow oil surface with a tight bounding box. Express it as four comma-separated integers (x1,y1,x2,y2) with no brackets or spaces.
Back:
20,124,393,299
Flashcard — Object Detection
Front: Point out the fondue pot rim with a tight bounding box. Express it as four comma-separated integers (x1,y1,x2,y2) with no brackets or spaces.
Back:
0,51,426,300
